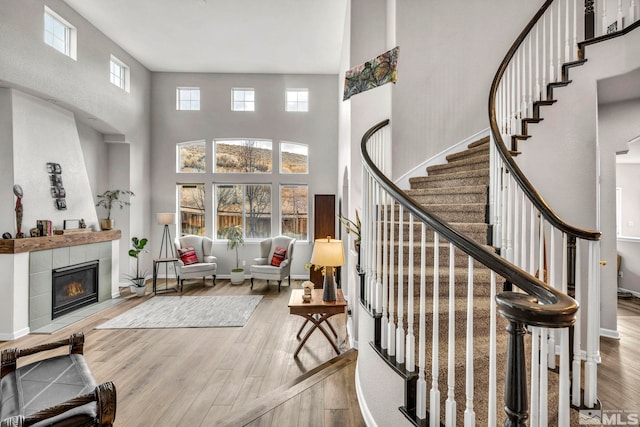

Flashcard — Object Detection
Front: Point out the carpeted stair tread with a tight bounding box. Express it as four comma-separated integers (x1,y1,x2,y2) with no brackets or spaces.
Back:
389,242,496,267
406,185,488,205
409,168,490,189
445,143,489,163
426,154,490,176
386,222,489,245
466,136,490,149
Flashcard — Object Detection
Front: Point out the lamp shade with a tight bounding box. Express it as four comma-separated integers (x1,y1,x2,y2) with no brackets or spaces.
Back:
310,237,344,267
156,213,176,225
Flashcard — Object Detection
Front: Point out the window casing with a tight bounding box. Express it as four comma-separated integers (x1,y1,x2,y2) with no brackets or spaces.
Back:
285,89,309,112
110,55,130,92
177,140,206,173
280,142,309,174
177,87,201,111
215,184,272,240
281,185,308,240
178,184,206,236
44,6,77,60
214,139,272,173
231,89,255,111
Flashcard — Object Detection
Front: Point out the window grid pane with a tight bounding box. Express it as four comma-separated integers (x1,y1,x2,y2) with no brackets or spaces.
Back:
232,89,255,111
178,141,206,173
216,184,243,238
177,88,201,110
215,140,272,173
280,142,309,174
44,12,69,56
244,184,271,239
281,185,308,240
286,89,309,112
178,184,206,236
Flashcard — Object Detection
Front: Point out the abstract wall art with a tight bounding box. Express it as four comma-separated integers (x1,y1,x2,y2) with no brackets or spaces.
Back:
343,46,399,101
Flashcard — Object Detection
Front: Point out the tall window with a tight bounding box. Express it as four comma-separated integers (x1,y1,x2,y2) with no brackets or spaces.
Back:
286,89,308,112
44,6,76,59
231,88,255,111
177,140,206,173
280,142,309,174
215,184,271,239
281,185,308,240
110,55,130,92
178,184,205,236
214,139,272,173
177,87,200,111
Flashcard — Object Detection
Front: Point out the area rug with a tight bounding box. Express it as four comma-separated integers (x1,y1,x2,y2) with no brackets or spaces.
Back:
95,295,262,329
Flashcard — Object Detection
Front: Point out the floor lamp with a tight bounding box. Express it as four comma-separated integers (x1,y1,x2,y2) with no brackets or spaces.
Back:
156,213,176,259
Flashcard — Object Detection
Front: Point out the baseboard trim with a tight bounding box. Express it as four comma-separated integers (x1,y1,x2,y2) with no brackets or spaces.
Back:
600,328,621,340
0,327,30,341
355,362,379,427
618,287,640,298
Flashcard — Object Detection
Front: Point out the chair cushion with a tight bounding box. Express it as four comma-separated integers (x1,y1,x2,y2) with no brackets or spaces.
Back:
179,262,216,274
178,246,199,265
270,246,287,266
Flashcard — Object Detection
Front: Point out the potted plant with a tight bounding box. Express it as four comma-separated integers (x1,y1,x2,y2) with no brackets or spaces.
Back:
128,236,148,296
220,224,245,285
95,189,135,230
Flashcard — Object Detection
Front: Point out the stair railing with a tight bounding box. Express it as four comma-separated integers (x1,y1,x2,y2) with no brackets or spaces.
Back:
488,0,607,421
361,119,578,426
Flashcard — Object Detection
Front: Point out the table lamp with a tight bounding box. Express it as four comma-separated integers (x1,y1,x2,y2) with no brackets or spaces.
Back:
156,213,176,258
310,236,344,302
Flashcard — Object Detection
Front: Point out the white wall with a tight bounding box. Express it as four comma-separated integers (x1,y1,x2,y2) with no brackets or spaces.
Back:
150,73,339,277
617,162,640,237
391,0,541,180
617,238,640,294
0,0,152,281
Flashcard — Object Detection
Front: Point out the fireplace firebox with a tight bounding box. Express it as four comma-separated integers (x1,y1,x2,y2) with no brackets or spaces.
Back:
52,261,99,319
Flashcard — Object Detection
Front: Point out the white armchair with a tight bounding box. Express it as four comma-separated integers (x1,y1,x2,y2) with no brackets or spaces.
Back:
250,236,296,292
174,235,217,289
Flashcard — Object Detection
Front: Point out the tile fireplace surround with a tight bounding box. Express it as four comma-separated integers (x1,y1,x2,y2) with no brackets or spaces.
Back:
0,230,121,340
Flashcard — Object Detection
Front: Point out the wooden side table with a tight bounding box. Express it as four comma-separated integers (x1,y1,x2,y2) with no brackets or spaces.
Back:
152,258,179,294
288,289,347,358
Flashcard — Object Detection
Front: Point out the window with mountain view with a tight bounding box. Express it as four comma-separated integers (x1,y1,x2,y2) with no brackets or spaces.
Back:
214,139,272,173
280,142,308,174
215,184,271,239
281,185,308,240
178,184,205,236
177,140,206,173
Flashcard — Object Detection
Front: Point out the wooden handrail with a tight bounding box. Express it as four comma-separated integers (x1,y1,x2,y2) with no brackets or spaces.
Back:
360,120,578,328
487,0,601,242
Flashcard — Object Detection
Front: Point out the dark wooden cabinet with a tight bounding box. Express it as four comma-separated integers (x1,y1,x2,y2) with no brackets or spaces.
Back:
311,194,336,288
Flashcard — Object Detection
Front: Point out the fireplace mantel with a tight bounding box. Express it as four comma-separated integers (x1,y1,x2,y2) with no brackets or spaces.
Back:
0,230,121,254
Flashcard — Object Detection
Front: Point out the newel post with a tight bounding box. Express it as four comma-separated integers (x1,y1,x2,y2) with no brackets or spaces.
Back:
504,320,528,426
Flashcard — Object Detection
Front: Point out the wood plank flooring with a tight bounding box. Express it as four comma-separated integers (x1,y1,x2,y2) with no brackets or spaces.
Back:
2,281,638,425
0,279,363,427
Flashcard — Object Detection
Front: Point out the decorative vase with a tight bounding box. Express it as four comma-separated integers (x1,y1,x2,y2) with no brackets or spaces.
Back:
134,286,146,296
230,268,244,285
100,219,114,231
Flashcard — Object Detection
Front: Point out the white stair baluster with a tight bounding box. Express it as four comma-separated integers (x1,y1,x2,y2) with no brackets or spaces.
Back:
406,214,415,372
397,205,405,364
617,0,624,30
559,232,570,426
572,239,582,406
382,189,388,349
602,0,608,36
445,242,457,427
565,0,571,63
488,271,497,426
557,0,562,80
388,198,396,355
549,6,555,83
430,232,440,426
416,224,427,419
530,327,540,427
548,228,557,370
542,14,547,100
539,326,549,426
584,240,600,408
464,256,475,426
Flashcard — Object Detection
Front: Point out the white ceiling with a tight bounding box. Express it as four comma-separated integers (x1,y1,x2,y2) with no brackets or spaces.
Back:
63,0,348,74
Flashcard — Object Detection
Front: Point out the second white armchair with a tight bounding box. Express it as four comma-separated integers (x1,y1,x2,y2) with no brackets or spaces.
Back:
250,236,296,292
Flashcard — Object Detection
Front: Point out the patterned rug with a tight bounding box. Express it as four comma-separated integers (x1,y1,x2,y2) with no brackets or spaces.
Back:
95,295,262,329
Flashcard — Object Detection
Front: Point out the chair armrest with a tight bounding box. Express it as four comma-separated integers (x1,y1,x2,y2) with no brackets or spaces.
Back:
204,255,217,263
0,382,117,427
1,333,84,378
252,257,268,265
279,259,290,269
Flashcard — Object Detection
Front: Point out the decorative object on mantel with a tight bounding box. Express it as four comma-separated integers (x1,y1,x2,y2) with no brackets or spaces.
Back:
47,162,67,210
37,219,53,236
128,236,149,296
301,280,314,303
29,227,40,237
13,184,24,238
95,189,135,230
220,224,245,285
343,46,399,101
309,236,344,302
62,218,91,234
2,232,12,239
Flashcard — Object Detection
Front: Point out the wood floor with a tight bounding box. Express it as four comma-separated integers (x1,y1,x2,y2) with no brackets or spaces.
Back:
2,281,639,426
0,279,364,427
